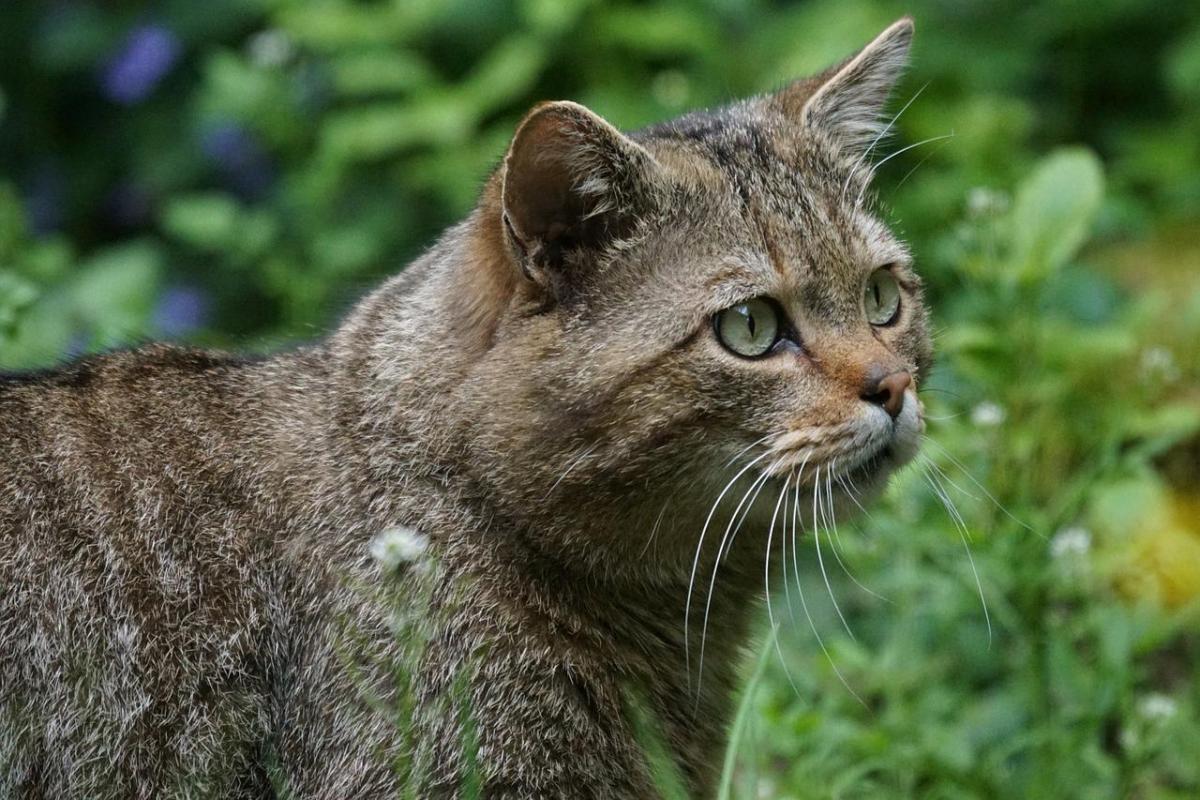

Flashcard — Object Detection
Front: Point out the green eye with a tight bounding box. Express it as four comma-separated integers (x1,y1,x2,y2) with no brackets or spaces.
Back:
864,268,901,326
715,298,780,357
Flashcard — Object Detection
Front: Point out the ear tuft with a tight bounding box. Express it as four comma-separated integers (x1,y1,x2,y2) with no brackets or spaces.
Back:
501,101,654,284
775,17,914,155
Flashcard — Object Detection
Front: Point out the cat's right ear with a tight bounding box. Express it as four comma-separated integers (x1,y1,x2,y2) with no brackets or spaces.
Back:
772,17,914,156
500,101,657,289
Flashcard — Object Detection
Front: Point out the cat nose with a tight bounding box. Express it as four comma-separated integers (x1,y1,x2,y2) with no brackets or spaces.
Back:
860,369,911,419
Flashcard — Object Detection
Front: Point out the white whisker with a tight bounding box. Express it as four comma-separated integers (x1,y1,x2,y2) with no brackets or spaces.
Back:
779,472,797,626
698,465,776,685
924,466,993,646
764,475,801,696
843,80,930,202
639,498,672,559
792,467,865,707
893,136,951,192
825,467,889,603
813,466,856,640
686,450,772,689
724,433,774,469
919,453,980,502
922,436,1036,536
857,133,956,206
544,442,599,499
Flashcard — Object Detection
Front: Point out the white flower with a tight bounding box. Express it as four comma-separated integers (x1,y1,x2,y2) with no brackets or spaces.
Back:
1137,693,1178,722
1050,526,1091,559
246,30,294,68
1139,346,1180,384
966,187,1009,218
651,70,690,109
370,526,428,571
971,401,1006,428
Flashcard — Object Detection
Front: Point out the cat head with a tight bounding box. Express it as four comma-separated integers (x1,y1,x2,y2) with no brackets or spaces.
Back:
456,18,930,567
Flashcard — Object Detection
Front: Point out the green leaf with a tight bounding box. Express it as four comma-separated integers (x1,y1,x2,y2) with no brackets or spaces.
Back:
162,193,242,251
72,241,163,347
0,270,39,331
0,183,28,263
330,50,437,97
321,98,475,161
1010,148,1105,282
0,292,74,370
718,626,776,800
461,36,546,117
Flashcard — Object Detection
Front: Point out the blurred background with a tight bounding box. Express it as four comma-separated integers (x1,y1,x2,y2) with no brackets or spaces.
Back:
1,0,1198,797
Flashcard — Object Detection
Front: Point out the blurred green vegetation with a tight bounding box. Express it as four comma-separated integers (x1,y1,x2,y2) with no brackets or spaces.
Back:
1,1,1199,798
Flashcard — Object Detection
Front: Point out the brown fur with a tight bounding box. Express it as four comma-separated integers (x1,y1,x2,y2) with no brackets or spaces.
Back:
1,19,930,799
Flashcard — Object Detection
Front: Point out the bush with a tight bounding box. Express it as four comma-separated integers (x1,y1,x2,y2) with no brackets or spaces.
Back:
2,1,1198,797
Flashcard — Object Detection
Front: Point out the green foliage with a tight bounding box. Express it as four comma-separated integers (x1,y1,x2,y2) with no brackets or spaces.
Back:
1,1,1198,798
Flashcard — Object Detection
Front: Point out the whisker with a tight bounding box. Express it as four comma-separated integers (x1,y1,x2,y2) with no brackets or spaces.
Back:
724,433,774,469
791,467,866,707
779,473,798,626
763,475,802,696
838,468,877,524
824,470,890,604
843,80,930,201
919,454,981,503
857,133,956,206
721,468,775,562
813,466,856,640
544,442,600,499
834,472,870,518
893,136,951,192
686,450,772,688
923,466,993,647
699,462,777,691
922,436,1037,536
823,465,850,553
917,387,967,400
789,455,810,614
639,498,672,559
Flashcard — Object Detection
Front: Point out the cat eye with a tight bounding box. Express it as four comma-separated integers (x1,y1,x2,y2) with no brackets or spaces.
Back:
864,267,901,326
714,298,781,358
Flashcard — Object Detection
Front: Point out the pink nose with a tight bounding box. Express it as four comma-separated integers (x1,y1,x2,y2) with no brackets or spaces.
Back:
861,370,911,419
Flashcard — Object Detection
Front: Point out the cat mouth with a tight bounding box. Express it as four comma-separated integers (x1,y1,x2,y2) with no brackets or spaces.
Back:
759,440,894,489
839,443,895,484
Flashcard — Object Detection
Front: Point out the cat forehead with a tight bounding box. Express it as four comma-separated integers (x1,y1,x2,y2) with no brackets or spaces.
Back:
635,101,847,191
633,111,906,284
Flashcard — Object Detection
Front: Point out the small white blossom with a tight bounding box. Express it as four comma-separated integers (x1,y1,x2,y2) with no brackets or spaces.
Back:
971,401,1006,428
1138,693,1178,722
247,29,294,68
652,70,690,109
1139,346,1180,384
1050,526,1092,559
966,187,1009,218
370,526,428,571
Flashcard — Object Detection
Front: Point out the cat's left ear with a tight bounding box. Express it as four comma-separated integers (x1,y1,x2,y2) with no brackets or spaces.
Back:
774,17,914,155
500,101,658,289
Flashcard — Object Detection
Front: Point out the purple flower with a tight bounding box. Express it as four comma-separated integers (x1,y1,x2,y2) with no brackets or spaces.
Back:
200,122,276,200
101,25,181,105
153,286,211,338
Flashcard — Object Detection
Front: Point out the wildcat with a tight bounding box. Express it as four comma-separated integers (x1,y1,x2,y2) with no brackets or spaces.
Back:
0,17,930,799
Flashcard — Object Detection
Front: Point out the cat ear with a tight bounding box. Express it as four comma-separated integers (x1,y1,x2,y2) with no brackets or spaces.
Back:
501,101,656,285
775,17,914,155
